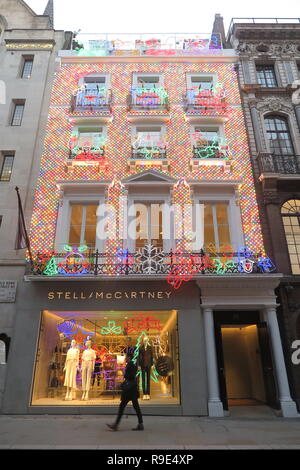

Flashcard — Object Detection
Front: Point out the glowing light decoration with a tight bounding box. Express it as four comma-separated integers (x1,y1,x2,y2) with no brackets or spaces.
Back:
123,313,163,334
57,245,90,276
43,256,58,276
100,320,122,335
28,59,266,274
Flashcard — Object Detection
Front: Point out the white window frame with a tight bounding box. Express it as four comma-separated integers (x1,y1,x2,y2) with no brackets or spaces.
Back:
187,73,217,90
132,124,166,147
193,191,244,253
55,195,105,252
78,73,110,88
190,123,225,143
132,73,164,87
72,124,107,146
126,193,173,253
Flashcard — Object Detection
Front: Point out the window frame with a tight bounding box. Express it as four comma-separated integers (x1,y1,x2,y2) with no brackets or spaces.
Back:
281,199,300,275
78,74,110,89
256,63,278,88
0,153,14,182
10,101,25,126
186,73,217,91
132,73,164,87
263,114,295,156
20,55,34,79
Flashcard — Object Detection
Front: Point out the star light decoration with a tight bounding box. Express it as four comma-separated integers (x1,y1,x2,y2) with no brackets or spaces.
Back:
28,60,265,264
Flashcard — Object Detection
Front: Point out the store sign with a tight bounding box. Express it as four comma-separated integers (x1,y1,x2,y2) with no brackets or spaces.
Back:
0,281,17,303
47,290,172,301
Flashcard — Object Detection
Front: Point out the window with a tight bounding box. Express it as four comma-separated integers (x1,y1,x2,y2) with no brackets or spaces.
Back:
133,73,163,88
0,215,2,229
256,65,278,87
31,309,180,406
264,115,295,155
191,125,228,159
68,204,98,249
21,56,34,79
203,203,231,250
134,202,164,250
281,200,300,274
0,154,14,181
188,75,214,91
132,125,167,159
11,101,25,126
134,125,164,147
83,76,106,90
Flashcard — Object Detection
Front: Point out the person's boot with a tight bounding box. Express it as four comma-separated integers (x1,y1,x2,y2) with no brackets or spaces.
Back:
106,423,118,431
132,423,144,431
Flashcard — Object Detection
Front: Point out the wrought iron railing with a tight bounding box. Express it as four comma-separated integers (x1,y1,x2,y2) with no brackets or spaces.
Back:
68,147,105,161
26,247,276,277
128,87,169,110
257,153,300,175
183,88,226,113
131,145,167,160
71,87,112,112
192,144,229,159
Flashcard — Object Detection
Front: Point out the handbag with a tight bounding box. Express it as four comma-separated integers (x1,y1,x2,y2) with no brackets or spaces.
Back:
121,379,136,393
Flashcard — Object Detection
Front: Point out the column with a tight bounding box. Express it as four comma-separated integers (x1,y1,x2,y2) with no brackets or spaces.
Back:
266,307,299,417
249,101,263,153
203,307,224,417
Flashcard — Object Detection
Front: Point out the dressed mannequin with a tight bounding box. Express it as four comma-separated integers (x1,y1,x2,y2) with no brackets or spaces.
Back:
138,336,153,400
63,339,79,400
81,339,96,400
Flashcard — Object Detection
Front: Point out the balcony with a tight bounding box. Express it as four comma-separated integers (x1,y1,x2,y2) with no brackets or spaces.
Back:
128,144,169,172
128,87,169,111
183,87,226,115
26,246,276,280
190,137,231,171
257,153,300,178
71,86,112,114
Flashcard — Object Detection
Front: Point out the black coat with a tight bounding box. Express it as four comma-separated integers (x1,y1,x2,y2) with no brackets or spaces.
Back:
121,360,139,400
138,344,153,368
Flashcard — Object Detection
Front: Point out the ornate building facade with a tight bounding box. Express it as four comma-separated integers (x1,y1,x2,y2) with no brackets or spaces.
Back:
227,18,300,411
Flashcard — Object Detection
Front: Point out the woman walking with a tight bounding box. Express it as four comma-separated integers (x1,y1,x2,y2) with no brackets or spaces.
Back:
106,352,144,431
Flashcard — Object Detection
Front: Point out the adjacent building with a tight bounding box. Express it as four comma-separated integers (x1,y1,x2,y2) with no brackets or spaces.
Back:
0,0,71,408
227,17,300,412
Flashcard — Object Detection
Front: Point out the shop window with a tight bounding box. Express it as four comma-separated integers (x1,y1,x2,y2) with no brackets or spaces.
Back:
281,199,300,274
31,310,180,406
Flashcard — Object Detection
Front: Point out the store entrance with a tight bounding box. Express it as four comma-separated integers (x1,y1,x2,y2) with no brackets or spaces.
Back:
214,311,279,412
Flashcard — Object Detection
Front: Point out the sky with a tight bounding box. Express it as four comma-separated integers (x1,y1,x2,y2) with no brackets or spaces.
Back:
26,0,300,34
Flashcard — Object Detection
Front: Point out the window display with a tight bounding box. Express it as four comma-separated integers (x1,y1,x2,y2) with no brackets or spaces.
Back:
31,310,180,406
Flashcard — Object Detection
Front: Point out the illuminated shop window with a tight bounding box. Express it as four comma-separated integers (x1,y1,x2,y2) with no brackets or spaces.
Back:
31,310,180,406
281,199,300,274
68,204,98,250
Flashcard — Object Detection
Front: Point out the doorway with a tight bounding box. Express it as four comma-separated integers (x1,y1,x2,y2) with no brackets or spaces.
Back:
221,325,266,406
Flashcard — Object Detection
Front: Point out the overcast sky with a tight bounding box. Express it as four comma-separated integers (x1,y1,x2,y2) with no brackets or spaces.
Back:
26,0,300,34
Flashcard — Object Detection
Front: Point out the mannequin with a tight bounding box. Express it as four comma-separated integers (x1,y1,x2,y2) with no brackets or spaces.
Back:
63,339,79,400
138,336,153,400
81,339,96,400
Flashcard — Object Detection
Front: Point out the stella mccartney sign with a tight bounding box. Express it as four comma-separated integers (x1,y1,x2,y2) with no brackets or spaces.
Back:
48,290,173,300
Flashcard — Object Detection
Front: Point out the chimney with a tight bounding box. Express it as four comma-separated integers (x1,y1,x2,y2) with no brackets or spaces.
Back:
212,13,227,48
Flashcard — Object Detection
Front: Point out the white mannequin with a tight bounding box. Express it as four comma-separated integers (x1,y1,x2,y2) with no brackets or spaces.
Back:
81,339,96,400
64,339,79,400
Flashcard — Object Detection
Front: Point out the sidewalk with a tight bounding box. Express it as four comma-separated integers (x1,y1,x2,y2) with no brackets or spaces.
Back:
1,407,300,449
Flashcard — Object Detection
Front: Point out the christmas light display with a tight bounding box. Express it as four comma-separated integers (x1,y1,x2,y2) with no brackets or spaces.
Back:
28,58,266,269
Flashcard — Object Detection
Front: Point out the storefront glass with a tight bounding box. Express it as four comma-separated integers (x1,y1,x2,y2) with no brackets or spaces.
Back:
31,310,180,406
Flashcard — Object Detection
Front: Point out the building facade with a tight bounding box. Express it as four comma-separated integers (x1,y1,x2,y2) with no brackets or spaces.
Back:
227,17,300,412
1,16,298,417
0,0,71,408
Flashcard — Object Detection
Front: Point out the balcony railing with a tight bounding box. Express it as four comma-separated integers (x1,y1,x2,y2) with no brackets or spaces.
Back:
69,147,105,161
257,153,300,175
184,87,226,113
26,247,276,278
192,141,229,160
128,87,169,110
71,86,112,112
131,145,167,160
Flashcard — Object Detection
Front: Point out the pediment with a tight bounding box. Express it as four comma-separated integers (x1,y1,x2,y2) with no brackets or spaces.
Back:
122,169,176,184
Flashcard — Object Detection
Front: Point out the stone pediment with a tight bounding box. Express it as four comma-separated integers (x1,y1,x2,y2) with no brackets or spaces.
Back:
122,169,176,184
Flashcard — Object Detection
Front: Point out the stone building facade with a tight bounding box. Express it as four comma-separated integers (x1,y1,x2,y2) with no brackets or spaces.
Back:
0,0,71,408
227,18,300,411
